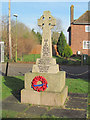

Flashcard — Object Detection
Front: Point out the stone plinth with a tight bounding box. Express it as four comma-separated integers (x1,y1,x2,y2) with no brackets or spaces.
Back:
32,58,59,73
25,71,65,92
21,71,68,106
21,86,68,106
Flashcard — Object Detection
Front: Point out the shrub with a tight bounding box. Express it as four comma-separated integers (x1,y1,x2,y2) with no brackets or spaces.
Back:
64,44,73,58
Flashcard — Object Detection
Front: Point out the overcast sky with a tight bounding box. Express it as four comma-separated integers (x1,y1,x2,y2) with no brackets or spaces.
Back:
1,1,89,42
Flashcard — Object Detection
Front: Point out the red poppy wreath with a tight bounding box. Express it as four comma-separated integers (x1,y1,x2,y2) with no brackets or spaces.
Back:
31,76,48,92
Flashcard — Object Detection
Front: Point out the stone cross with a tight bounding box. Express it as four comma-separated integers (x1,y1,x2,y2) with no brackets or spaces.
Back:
32,11,59,73
38,11,56,58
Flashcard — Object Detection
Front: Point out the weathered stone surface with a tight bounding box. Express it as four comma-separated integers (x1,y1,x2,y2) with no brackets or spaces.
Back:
25,71,65,92
46,108,87,118
21,89,40,105
21,86,68,106
32,11,59,73
40,86,68,106
25,106,47,116
2,102,28,112
38,11,56,58
32,64,59,73
65,101,87,109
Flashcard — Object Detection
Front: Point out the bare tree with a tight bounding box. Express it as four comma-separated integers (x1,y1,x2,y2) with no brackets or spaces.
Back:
1,16,39,61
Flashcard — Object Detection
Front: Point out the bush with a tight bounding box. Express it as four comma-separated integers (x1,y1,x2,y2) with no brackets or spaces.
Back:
57,31,67,57
64,44,73,58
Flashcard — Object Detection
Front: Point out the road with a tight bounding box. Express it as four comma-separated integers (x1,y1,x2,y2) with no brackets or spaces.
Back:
1,63,89,79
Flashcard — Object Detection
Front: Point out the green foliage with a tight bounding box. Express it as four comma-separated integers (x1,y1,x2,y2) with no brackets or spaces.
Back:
31,29,42,44
23,32,29,39
57,31,67,57
63,44,73,58
53,56,81,65
37,32,42,44
52,32,59,45
52,39,57,45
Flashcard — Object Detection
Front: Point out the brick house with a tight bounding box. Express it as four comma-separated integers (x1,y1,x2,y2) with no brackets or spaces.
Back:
68,5,90,56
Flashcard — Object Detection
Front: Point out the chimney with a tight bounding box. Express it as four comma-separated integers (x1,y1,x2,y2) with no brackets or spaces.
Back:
70,5,74,24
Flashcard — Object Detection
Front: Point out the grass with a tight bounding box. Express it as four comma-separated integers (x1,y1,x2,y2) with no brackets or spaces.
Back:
66,78,88,93
2,76,88,118
2,110,18,118
2,76,24,100
7,53,90,65
18,54,40,62
2,76,88,100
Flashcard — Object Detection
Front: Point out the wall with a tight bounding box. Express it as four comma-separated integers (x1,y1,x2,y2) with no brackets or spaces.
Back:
71,24,90,55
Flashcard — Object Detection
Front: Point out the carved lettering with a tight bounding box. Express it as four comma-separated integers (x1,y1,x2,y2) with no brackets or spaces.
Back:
38,65,49,73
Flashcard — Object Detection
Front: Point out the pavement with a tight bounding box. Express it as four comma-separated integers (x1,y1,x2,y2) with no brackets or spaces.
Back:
2,92,88,118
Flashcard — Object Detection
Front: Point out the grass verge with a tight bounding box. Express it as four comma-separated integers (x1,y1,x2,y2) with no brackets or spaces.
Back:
2,76,88,100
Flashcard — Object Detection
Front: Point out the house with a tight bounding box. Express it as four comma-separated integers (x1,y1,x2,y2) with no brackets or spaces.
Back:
68,5,90,56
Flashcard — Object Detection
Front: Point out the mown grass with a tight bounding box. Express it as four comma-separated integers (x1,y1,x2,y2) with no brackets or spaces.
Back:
2,76,88,100
2,110,18,118
2,76,24,100
18,54,40,62
2,76,88,118
66,78,88,93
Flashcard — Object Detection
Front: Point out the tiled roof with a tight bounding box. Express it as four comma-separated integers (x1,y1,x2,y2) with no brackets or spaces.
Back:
73,11,90,24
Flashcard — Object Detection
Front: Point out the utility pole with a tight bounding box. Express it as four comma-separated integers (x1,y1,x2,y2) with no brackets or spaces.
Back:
9,0,12,60
13,14,18,62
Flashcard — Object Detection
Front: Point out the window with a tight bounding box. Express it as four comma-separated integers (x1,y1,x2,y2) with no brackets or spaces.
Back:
85,25,90,32
83,41,90,49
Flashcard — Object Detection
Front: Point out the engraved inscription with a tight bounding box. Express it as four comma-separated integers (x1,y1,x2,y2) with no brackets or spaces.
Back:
38,58,51,65
42,39,50,57
38,65,49,73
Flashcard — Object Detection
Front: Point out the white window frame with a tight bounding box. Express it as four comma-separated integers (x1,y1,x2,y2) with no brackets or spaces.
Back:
85,25,90,32
0,41,4,62
83,41,90,49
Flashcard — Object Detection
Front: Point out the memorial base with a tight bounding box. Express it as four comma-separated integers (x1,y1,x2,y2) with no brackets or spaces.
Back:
21,86,68,106
21,71,68,106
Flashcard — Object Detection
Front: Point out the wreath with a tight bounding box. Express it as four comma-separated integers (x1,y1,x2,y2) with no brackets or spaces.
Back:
31,76,48,92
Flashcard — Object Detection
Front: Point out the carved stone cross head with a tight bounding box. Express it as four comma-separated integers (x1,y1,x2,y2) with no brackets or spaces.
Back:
38,11,56,30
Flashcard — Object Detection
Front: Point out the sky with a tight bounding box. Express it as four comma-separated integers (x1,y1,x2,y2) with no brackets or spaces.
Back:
1,1,89,42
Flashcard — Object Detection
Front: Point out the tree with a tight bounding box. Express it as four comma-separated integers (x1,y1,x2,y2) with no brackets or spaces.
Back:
52,32,60,45
51,19,63,45
52,18,63,32
57,31,67,57
1,16,38,61
31,29,42,44
64,44,73,58
36,32,42,44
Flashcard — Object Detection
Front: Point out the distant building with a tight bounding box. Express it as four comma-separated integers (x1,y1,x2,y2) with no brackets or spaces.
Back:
67,5,90,56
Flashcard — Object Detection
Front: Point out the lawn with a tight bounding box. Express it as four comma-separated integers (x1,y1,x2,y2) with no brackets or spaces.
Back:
2,76,89,118
2,76,88,100
17,54,90,65
18,54,40,62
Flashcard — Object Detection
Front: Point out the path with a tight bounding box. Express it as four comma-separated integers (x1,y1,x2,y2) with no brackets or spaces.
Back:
2,93,88,118
1,63,89,79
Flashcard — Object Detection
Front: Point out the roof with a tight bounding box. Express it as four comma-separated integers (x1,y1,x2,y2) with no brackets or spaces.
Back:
72,11,90,25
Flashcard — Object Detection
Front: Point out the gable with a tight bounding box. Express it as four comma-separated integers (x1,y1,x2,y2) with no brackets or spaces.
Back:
73,11,90,24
